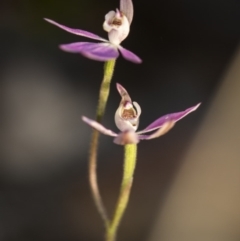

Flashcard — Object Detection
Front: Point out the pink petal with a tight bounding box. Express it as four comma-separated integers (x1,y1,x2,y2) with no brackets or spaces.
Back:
82,116,117,137
138,103,201,134
60,42,95,52
120,0,134,24
60,42,119,61
118,46,142,64
44,18,107,42
81,43,119,61
116,83,130,97
138,121,175,140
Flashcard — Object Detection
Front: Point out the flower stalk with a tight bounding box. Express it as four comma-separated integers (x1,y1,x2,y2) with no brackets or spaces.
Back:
89,59,116,228
106,144,137,241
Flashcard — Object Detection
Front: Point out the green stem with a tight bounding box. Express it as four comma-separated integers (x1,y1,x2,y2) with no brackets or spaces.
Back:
89,60,116,228
106,144,137,241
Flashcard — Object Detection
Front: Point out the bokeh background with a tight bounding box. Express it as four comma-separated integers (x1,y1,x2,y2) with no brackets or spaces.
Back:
1,0,240,240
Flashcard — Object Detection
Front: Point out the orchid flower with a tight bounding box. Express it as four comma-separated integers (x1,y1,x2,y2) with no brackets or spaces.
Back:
82,83,200,145
44,0,141,63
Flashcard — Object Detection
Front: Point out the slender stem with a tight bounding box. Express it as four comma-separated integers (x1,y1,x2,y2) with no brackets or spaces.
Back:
96,60,116,122
89,60,116,228
106,144,137,241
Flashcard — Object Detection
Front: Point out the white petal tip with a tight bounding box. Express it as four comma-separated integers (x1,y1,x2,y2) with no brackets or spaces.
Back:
82,116,89,123
192,103,201,111
136,60,143,64
44,18,52,23
116,82,123,90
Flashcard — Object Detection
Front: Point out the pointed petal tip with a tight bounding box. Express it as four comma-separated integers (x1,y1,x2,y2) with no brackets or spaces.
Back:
82,115,92,126
116,82,120,90
116,83,127,95
119,46,142,64
116,82,123,90
138,103,201,135
82,116,93,125
44,18,54,24
59,44,68,51
82,116,89,123
133,57,143,64
43,18,108,42
81,116,117,137
130,58,142,64
190,102,201,112
59,43,80,53
196,102,201,108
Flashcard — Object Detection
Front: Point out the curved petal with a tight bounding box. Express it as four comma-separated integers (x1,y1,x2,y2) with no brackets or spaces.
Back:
81,43,119,61
118,46,142,63
120,0,134,24
60,42,98,52
138,103,201,134
133,101,141,117
60,42,119,61
116,83,132,101
138,121,175,140
82,116,117,137
44,18,107,42
60,42,116,53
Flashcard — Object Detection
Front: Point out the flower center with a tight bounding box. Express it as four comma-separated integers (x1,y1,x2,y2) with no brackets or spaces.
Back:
103,10,130,46
121,102,137,120
122,108,136,119
111,18,122,26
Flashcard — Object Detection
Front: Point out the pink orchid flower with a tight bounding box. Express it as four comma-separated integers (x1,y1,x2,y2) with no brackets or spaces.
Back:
44,0,141,63
82,83,200,145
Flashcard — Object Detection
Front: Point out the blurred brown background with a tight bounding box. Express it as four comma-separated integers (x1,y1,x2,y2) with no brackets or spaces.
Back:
1,0,240,240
